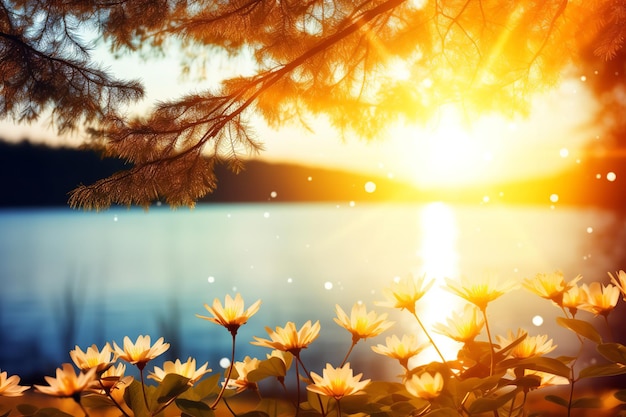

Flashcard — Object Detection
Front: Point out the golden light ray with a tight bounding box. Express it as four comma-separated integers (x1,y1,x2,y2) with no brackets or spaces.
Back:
409,202,463,365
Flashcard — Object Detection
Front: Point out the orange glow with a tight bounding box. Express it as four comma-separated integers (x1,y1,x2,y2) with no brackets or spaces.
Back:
383,85,595,195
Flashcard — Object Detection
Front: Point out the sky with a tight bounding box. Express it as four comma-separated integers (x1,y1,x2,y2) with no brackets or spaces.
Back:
0,40,602,189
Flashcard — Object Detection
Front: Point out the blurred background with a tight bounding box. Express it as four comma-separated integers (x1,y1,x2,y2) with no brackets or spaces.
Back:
1,1,626,392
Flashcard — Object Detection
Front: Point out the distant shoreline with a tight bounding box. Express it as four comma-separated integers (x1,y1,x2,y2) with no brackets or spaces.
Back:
1,139,625,209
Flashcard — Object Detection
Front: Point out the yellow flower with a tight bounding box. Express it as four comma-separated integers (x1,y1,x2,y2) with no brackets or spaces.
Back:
99,363,128,392
307,363,370,400
70,343,116,373
519,369,569,389
334,303,394,343
523,271,581,306
34,363,97,397
496,329,556,359
432,304,484,343
267,349,293,366
266,349,293,375
0,370,29,397
113,335,170,370
371,334,429,369
405,371,444,400
196,293,261,335
580,282,620,317
148,357,211,385
562,284,588,316
251,320,320,355
376,274,434,314
225,356,261,393
609,270,626,301
444,275,518,311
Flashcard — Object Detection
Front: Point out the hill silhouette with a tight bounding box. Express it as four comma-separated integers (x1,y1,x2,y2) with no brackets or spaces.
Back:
0,140,624,208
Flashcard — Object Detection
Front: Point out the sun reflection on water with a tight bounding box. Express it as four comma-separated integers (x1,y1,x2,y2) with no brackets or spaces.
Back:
412,202,464,364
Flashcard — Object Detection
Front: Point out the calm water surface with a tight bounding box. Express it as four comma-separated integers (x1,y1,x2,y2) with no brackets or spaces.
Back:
1,202,625,381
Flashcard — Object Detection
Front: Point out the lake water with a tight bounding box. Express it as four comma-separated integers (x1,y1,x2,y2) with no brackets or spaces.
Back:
1,202,625,382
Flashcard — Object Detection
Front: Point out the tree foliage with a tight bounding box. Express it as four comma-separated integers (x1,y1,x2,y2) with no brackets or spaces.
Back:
0,0,624,209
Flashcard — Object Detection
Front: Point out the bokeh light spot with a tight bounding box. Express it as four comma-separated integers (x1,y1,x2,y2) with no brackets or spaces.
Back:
607,172,617,182
324,281,333,290
532,315,544,326
364,181,377,193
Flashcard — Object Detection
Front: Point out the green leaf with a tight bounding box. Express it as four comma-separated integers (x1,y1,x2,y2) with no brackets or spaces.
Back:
17,404,38,416
152,373,191,407
455,374,502,394
614,389,626,403
303,390,333,414
389,401,422,414
506,357,572,379
579,363,626,378
175,399,214,417
255,398,296,417
362,381,407,403
507,374,542,389
424,409,464,417
597,343,626,364
237,412,270,417
184,372,221,401
570,397,602,408
468,389,518,414
248,357,289,382
123,378,152,417
545,395,569,408
32,408,75,417
556,317,602,344
80,393,116,408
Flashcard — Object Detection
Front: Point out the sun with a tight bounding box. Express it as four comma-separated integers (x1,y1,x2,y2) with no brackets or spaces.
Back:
418,124,489,186
389,108,498,188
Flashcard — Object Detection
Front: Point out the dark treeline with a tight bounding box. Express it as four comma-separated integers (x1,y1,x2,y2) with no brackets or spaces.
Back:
0,140,421,206
1,139,625,208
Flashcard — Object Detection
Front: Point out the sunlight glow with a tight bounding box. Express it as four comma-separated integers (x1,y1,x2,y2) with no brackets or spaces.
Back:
418,203,459,278
413,203,462,363
364,181,377,193
378,82,596,190
390,107,496,187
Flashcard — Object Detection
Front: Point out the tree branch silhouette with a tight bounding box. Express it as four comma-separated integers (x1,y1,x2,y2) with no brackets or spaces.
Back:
2,0,625,209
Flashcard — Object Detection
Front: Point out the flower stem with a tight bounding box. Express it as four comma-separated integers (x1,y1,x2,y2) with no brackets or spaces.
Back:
211,332,237,409
340,341,357,367
77,400,90,417
139,367,150,411
223,397,237,417
72,394,90,417
604,315,615,342
412,311,456,378
481,308,495,376
294,356,301,417
99,380,131,417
